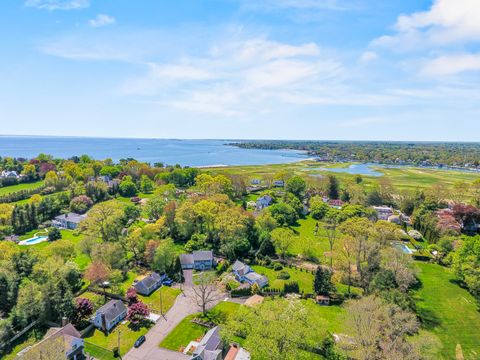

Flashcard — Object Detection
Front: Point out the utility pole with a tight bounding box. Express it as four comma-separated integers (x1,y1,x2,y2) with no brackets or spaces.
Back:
117,330,121,359
160,286,164,317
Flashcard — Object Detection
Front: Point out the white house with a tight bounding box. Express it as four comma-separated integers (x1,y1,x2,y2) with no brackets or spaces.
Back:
133,272,164,296
93,300,127,333
52,213,87,230
232,261,268,288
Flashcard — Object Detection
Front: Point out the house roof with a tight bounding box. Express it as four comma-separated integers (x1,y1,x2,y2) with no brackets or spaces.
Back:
192,250,213,262
225,346,251,360
180,253,194,266
193,326,223,359
96,300,127,322
19,324,82,359
257,195,272,203
54,212,87,224
134,273,162,292
232,260,249,274
244,272,267,284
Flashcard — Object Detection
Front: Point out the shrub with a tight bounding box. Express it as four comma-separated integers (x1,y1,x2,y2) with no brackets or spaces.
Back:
273,263,283,271
277,271,291,280
48,227,62,241
284,281,300,294
70,195,93,214
231,287,252,297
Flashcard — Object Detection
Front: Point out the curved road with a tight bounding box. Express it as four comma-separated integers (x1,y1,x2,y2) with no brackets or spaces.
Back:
124,271,225,360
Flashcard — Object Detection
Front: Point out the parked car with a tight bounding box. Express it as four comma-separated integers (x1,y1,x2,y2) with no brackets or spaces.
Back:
162,278,173,286
134,335,146,348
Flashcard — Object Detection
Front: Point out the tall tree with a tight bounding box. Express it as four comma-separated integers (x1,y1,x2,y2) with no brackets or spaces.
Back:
192,272,219,316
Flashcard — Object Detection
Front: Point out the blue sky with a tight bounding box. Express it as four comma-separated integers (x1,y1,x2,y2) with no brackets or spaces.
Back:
1,0,480,141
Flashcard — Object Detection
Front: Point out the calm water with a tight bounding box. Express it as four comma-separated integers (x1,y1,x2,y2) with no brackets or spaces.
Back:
312,163,384,177
0,137,308,167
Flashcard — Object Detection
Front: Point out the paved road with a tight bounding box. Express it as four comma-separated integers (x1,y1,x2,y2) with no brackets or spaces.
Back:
124,285,226,360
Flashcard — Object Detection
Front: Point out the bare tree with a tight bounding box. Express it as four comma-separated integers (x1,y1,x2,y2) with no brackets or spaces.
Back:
344,296,420,360
323,214,338,271
192,272,220,316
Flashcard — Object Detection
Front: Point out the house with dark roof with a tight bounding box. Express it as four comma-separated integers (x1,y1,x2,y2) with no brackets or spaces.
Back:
232,261,268,288
190,326,223,360
17,323,85,360
133,272,164,296
180,250,214,271
52,212,87,230
93,300,127,333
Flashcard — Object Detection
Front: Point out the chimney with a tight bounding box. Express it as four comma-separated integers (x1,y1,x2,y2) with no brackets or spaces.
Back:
101,313,107,332
62,317,68,327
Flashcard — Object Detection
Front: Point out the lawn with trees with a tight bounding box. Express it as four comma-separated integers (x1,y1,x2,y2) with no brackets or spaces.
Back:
1,152,480,360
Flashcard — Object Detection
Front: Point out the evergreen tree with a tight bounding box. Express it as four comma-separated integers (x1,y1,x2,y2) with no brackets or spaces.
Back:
314,266,334,296
327,175,339,199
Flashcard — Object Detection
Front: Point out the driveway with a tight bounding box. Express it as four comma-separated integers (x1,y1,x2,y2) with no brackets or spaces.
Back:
124,287,225,360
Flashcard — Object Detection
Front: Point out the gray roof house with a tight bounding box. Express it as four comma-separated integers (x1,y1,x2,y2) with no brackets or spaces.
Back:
232,260,251,277
232,261,268,288
17,323,85,360
191,326,223,360
256,195,273,210
180,250,214,271
133,272,164,296
52,213,87,230
93,300,127,333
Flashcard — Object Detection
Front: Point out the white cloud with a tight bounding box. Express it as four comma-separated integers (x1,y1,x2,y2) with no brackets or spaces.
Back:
420,53,480,76
89,14,116,28
373,0,480,49
25,0,89,10
118,37,362,116
359,51,377,63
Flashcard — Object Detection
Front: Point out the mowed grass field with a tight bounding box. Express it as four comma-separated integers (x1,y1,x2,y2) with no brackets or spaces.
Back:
414,262,480,360
0,180,44,196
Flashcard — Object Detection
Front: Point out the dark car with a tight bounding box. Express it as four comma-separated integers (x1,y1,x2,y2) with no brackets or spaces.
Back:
134,335,146,348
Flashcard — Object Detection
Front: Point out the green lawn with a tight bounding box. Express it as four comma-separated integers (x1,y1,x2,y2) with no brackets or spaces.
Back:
160,301,240,352
414,262,480,360
138,286,181,314
303,300,348,334
251,265,315,293
83,321,152,357
0,180,44,196
290,216,332,262
18,229,92,270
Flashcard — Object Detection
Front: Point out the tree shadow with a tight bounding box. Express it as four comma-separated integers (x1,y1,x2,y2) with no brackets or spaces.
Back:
127,319,153,332
416,306,442,330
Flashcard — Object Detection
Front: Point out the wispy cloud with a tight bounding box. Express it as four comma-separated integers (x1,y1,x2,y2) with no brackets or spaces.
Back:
420,53,480,76
89,14,116,28
25,0,89,11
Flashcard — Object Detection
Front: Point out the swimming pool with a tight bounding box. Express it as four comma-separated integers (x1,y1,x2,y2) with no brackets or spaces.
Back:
392,242,415,254
19,236,48,246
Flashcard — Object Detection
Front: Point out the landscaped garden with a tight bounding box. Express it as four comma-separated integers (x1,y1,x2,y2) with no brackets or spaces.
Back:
251,264,315,293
